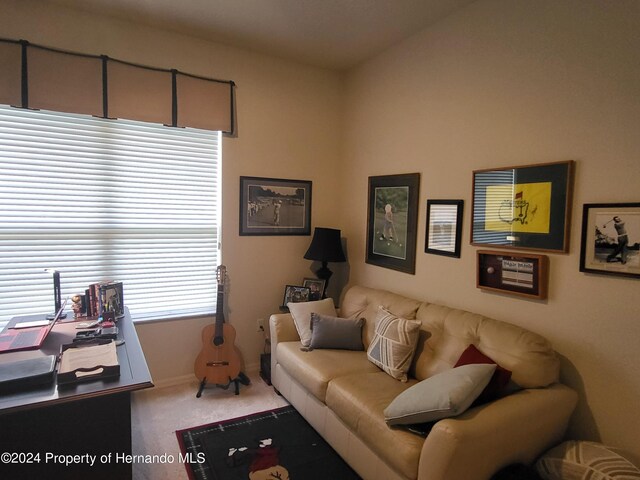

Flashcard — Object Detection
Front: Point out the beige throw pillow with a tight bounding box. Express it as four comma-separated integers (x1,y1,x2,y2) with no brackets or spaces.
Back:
367,306,421,382
287,298,336,347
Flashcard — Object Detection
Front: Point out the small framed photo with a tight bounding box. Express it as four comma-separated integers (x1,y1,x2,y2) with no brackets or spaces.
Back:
99,282,125,319
282,285,310,307
477,250,548,300
580,203,640,279
239,176,312,236
302,278,326,301
366,173,420,274
425,200,463,258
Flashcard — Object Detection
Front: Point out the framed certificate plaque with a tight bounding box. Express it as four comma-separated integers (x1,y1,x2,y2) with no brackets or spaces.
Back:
477,250,548,300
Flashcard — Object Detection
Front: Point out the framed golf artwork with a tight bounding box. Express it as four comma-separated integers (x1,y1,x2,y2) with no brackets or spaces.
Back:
366,173,420,274
579,203,640,279
471,160,574,253
239,176,312,236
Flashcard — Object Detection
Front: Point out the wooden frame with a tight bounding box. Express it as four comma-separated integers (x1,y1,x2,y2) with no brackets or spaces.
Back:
366,173,420,274
477,250,548,299
471,160,574,252
579,203,640,279
239,176,312,236
425,200,464,258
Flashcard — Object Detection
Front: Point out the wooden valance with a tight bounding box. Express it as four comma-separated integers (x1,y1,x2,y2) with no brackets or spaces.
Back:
0,38,235,134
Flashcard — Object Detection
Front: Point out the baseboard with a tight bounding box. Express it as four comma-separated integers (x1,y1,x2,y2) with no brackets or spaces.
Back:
152,363,260,390
152,374,197,389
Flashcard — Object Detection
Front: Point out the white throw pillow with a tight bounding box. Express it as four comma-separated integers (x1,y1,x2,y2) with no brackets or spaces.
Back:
384,363,497,425
287,298,336,347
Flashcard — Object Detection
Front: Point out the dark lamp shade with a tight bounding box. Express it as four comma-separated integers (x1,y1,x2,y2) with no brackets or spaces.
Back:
304,228,346,263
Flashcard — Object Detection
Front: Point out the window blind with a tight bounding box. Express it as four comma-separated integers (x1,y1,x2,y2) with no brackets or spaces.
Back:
0,105,221,322
472,170,516,246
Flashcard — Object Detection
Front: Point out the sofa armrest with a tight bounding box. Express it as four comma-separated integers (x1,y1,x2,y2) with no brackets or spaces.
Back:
269,313,300,388
418,383,577,480
269,313,300,345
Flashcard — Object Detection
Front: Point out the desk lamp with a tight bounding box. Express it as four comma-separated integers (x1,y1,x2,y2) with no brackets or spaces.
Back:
44,268,67,320
304,227,346,299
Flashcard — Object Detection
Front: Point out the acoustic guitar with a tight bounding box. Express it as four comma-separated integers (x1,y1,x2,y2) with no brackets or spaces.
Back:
194,265,241,395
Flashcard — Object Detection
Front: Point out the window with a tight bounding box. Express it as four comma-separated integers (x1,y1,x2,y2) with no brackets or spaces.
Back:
0,105,221,323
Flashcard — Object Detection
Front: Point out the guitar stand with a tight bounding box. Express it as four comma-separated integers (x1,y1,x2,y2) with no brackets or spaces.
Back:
196,371,251,398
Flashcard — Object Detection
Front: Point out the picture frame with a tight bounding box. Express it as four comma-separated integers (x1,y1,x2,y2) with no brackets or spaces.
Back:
579,203,640,279
425,200,464,258
99,282,125,319
477,250,548,300
239,176,312,236
302,277,326,301
282,285,310,306
471,160,574,252
366,173,420,274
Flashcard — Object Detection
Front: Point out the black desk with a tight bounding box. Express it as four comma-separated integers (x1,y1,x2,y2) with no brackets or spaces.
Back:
0,309,153,480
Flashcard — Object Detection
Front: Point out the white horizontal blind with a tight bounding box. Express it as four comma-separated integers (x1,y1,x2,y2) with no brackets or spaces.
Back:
0,105,220,322
472,170,515,245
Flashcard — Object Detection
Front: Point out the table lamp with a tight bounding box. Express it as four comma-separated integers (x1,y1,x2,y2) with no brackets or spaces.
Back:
304,227,346,298
44,268,67,320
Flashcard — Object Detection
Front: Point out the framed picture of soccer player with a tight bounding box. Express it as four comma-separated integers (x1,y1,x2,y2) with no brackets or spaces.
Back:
471,160,574,253
579,203,640,279
239,176,312,236
366,173,420,274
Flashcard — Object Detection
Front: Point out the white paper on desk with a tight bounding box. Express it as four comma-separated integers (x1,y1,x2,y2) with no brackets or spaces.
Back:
59,342,118,378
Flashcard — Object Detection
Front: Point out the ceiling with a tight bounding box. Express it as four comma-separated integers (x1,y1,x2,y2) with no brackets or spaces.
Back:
47,0,476,70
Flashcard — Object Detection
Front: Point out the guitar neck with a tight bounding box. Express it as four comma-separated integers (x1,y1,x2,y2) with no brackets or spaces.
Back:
214,286,225,344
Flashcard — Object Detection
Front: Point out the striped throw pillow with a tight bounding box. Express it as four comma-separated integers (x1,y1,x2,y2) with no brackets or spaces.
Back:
536,441,640,480
367,306,421,382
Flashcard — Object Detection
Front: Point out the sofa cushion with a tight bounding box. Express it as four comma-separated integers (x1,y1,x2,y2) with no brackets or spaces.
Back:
536,440,640,480
309,313,364,350
455,344,512,404
326,372,424,480
276,341,380,402
411,302,560,387
367,306,422,382
339,285,423,348
288,298,336,347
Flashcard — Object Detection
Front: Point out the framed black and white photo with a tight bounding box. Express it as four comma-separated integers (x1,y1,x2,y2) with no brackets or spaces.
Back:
471,160,574,252
302,278,326,301
240,176,312,236
425,200,463,258
282,285,311,306
580,203,640,279
366,173,420,274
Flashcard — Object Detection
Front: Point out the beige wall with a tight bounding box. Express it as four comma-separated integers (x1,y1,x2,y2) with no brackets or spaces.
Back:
0,0,344,380
342,0,640,463
3,0,640,465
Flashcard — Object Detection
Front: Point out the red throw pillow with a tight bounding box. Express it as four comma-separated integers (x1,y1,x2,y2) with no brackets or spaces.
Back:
454,344,512,405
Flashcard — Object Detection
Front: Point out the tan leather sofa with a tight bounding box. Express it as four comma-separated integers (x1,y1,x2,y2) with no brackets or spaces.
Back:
269,285,577,480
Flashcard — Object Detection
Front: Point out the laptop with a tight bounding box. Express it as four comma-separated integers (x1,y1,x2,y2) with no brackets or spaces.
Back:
0,299,68,353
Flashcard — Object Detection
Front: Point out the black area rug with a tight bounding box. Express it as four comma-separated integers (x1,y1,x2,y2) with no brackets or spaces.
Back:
176,405,361,480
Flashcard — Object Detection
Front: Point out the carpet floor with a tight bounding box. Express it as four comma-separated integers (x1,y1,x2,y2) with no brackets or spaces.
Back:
131,373,288,480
